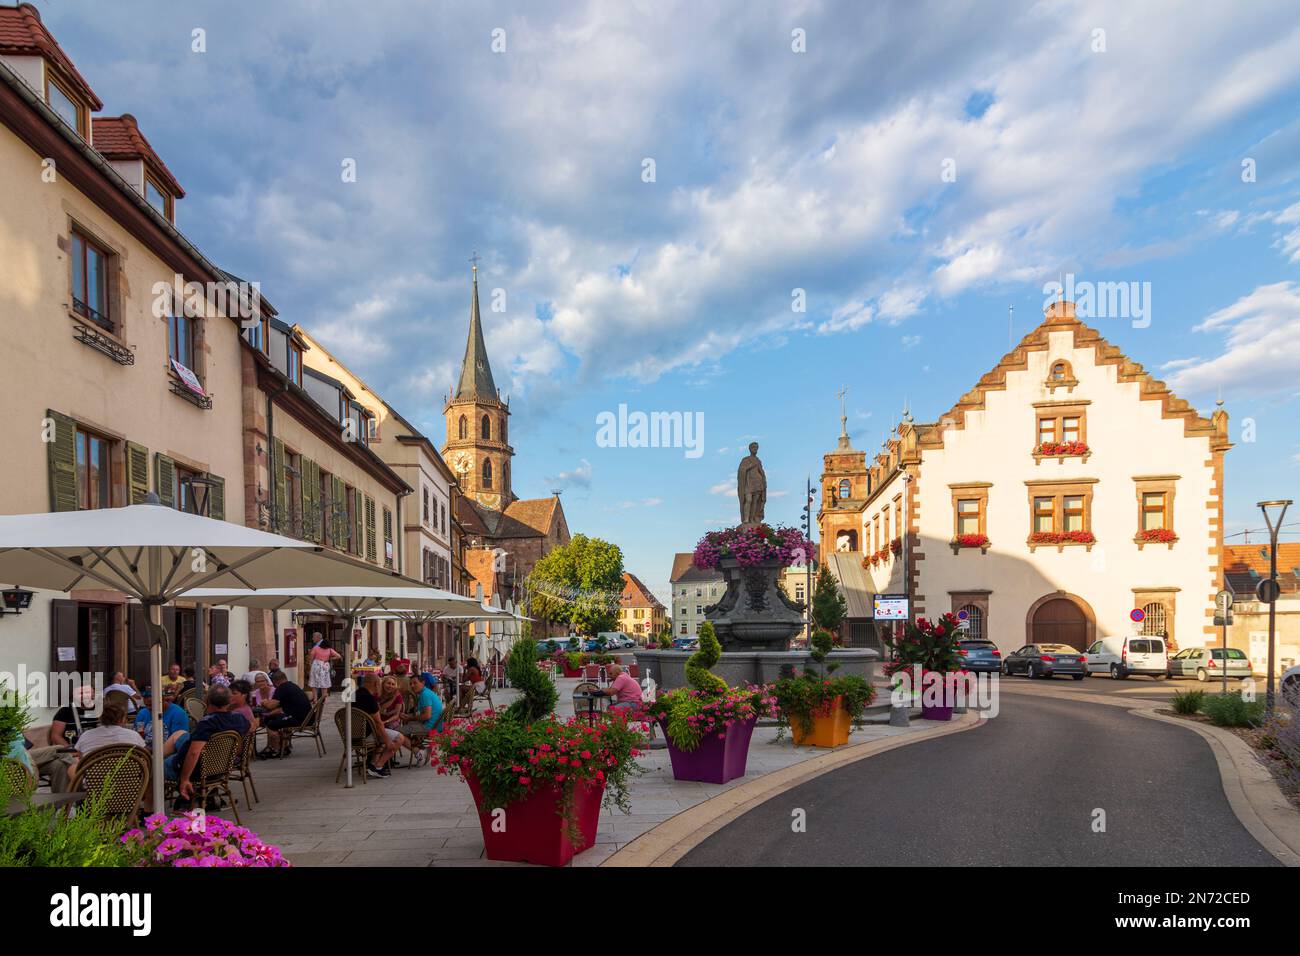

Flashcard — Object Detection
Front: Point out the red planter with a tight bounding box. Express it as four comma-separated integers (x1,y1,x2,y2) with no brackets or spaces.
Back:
465,773,605,867
562,666,583,678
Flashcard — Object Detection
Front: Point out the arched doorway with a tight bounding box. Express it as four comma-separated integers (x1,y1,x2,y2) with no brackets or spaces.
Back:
1028,594,1092,650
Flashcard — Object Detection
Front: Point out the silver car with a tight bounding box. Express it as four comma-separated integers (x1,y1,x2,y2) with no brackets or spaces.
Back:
1166,647,1253,682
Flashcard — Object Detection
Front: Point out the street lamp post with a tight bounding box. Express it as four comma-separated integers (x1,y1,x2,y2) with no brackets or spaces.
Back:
1257,499,1292,715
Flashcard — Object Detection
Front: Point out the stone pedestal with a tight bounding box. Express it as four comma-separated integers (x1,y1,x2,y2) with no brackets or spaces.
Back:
634,648,879,691
704,557,805,651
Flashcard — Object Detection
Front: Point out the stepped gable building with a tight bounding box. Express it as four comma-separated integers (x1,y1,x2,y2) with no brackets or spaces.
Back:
818,300,1231,656
618,571,667,638
443,265,569,630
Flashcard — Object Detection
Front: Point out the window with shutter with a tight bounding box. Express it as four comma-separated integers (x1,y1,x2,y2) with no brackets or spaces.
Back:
154,453,176,509
302,458,319,542
271,438,286,532
365,495,377,563
382,506,393,568
206,473,225,520
332,475,344,548
46,409,78,512
126,441,150,504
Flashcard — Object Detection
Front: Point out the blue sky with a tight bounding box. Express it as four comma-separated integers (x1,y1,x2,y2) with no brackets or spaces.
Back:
41,0,1300,604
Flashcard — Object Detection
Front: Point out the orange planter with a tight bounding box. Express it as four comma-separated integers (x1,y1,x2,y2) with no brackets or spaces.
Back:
788,696,851,748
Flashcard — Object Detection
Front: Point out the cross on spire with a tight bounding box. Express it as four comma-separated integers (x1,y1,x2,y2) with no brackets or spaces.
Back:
469,250,481,273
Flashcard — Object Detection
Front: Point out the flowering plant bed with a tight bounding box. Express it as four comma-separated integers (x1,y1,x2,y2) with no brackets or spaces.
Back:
645,623,774,782
427,638,643,862
951,533,989,552
1035,440,1089,457
122,812,289,867
881,612,968,677
1135,528,1178,548
771,630,875,744
1028,530,1095,550
693,523,816,570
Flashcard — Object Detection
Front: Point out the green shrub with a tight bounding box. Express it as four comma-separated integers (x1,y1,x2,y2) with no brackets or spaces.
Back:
658,634,672,649
684,622,728,694
0,764,146,868
505,636,558,724
1200,691,1265,728
0,679,31,755
1171,688,1205,715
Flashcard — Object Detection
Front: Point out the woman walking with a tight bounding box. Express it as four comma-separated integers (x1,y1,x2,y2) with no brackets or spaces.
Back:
307,633,341,702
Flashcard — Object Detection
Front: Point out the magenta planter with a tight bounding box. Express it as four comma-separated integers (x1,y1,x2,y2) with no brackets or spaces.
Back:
920,703,953,721
659,715,757,784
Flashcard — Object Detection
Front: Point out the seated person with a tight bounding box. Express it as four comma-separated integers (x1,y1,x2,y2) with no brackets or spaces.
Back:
251,671,275,707
399,672,444,750
464,657,486,696
27,685,99,792
258,671,311,758
161,663,185,696
167,685,250,807
135,686,190,755
103,672,142,714
595,664,643,711
228,680,261,735
353,672,398,777
70,699,144,759
379,676,407,731
241,659,270,686
179,667,198,694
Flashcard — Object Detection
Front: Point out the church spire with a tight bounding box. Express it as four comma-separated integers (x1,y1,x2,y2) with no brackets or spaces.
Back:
455,256,498,401
836,385,854,450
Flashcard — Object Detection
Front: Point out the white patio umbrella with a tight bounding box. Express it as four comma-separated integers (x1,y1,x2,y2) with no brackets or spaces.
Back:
0,499,407,811
180,585,511,786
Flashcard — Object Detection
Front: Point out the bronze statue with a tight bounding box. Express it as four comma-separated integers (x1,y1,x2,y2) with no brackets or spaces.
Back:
737,442,766,526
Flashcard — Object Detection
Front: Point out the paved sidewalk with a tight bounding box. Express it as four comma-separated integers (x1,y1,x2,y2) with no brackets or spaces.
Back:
234,679,925,866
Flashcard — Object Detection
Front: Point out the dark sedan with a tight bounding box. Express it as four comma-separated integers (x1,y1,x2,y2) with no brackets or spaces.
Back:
957,639,1002,673
1002,644,1087,680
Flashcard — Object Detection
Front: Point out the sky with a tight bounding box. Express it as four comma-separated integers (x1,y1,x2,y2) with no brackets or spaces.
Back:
37,0,1300,606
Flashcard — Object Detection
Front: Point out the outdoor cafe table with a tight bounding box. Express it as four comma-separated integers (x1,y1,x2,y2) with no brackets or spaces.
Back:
572,691,604,725
6,791,85,817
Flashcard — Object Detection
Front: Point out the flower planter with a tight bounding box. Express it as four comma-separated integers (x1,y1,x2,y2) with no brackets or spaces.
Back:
658,715,757,784
920,702,954,721
562,666,583,678
465,773,605,867
788,696,851,748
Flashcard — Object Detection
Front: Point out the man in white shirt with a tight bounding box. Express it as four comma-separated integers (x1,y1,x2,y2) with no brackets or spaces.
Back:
241,658,270,686
103,672,141,714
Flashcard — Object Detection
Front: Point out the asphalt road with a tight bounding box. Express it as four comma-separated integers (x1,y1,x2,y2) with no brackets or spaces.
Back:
678,691,1280,867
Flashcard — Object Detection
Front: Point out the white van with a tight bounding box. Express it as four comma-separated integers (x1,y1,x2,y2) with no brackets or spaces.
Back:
1084,635,1169,679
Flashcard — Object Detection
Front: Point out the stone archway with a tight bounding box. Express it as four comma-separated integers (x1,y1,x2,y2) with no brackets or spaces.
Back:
1025,591,1096,651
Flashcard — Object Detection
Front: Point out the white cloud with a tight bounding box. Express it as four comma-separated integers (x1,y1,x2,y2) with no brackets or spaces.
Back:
709,478,736,496
1165,282,1300,398
547,458,592,490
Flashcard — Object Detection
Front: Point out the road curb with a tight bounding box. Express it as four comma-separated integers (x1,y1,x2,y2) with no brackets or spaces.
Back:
599,712,983,867
1002,684,1300,867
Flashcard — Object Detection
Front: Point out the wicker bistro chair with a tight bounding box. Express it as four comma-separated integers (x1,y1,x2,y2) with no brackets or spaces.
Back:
572,681,607,723
469,679,493,714
191,731,242,824
184,697,206,731
68,744,151,819
178,687,203,710
227,731,259,807
284,695,327,757
1,756,37,798
334,707,377,785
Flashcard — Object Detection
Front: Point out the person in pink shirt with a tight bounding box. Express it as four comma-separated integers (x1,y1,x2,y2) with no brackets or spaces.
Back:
597,664,642,711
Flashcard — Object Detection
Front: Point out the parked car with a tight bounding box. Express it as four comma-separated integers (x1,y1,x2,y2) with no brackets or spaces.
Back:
671,636,698,651
957,639,1002,673
1282,664,1300,707
1002,644,1087,679
1084,635,1168,679
1167,647,1253,682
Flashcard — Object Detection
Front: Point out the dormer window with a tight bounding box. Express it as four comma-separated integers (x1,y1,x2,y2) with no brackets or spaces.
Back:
287,342,302,386
145,175,173,221
46,75,85,135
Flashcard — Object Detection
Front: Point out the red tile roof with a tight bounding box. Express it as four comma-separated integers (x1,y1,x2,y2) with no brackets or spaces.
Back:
92,114,185,198
0,3,102,110
621,572,664,610
1224,542,1300,596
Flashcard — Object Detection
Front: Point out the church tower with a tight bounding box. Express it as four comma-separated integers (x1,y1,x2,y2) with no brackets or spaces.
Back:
443,262,513,512
817,392,869,563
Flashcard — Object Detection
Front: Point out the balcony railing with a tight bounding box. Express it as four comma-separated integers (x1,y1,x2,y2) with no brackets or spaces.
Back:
72,322,134,365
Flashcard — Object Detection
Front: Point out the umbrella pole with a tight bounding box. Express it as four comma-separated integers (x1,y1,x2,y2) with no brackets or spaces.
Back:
344,612,354,788
148,600,165,816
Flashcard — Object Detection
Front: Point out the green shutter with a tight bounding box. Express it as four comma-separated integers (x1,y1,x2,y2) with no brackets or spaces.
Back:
301,458,319,542
382,505,393,569
331,475,344,547
154,453,176,509
46,409,78,512
205,473,225,521
271,438,286,532
126,441,150,505
364,494,377,562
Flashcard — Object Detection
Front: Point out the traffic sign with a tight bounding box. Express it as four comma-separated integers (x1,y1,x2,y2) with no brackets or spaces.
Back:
1215,589,1234,613
1213,611,1234,627
1129,608,1146,623
1256,578,1281,604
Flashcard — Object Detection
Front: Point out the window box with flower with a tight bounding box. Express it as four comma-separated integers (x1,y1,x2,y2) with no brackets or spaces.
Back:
1134,527,1178,549
1033,440,1091,463
1027,530,1096,552
950,533,990,554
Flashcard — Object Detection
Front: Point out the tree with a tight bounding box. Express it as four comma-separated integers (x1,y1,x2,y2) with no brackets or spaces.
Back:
526,534,625,637
811,564,847,635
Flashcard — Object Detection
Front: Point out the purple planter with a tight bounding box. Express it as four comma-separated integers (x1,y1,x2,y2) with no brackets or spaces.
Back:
659,715,757,784
920,703,953,721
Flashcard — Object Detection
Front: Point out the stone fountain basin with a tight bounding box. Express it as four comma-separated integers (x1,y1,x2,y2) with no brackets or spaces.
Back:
634,648,879,691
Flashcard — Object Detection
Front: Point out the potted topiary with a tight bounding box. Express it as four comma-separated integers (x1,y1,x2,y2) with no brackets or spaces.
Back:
646,622,774,784
562,651,586,678
881,612,967,721
771,630,875,747
429,638,644,867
